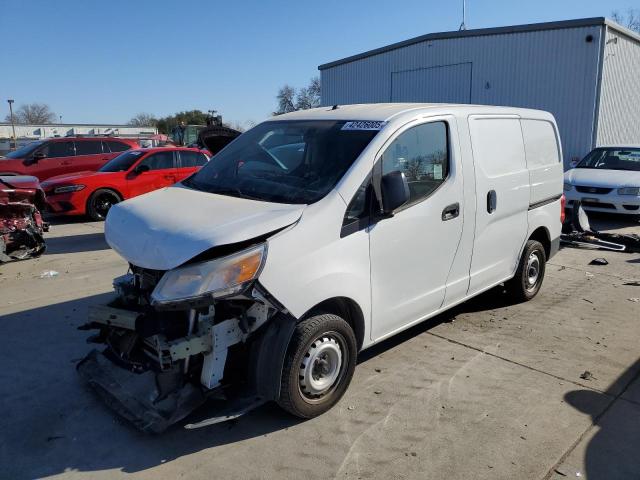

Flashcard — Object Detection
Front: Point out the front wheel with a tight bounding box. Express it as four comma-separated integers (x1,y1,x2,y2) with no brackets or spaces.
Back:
506,239,547,302
278,314,357,418
87,189,121,221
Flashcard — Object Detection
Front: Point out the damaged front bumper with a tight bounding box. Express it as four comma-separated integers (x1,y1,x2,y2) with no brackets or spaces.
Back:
77,271,295,433
77,350,206,434
0,175,49,262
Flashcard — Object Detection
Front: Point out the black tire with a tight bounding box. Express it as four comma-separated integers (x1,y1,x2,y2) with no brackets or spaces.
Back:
278,314,357,419
506,239,547,302
87,189,121,221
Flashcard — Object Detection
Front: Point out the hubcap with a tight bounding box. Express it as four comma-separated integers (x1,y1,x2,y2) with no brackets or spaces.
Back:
299,336,342,399
526,252,540,289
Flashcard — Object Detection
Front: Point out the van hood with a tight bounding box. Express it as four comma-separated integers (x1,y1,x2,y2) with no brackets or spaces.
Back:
105,185,305,270
564,168,640,188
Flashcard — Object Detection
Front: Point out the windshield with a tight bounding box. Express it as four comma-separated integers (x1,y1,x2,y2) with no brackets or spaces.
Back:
3,141,44,159
182,120,380,204
99,150,145,172
576,148,640,172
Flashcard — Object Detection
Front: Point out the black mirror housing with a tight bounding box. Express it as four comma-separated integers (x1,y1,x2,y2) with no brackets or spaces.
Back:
28,152,46,164
134,164,150,174
380,171,410,214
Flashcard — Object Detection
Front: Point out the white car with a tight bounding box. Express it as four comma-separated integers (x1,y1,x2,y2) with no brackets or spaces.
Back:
77,104,564,432
564,146,640,215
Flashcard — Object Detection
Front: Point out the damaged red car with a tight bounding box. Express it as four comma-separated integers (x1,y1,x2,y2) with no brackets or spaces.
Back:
0,175,49,262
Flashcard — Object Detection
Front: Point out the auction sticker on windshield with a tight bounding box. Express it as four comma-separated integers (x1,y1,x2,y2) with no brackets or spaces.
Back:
341,121,387,131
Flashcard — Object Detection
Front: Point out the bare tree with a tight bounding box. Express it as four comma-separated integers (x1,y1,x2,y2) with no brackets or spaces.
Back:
611,8,640,32
296,77,321,110
4,103,57,124
128,113,158,127
274,85,297,115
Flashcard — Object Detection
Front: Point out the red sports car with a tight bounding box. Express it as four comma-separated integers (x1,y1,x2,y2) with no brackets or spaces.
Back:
41,147,209,220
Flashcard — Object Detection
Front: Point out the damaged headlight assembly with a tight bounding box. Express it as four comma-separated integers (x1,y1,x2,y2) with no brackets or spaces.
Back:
151,243,267,307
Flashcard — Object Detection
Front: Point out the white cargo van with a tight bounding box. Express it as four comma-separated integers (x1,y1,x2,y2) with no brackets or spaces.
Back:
78,104,564,432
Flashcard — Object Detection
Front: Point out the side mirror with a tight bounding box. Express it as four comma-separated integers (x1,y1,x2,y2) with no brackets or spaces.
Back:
134,164,150,174
380,171,410,215
27,152,46,164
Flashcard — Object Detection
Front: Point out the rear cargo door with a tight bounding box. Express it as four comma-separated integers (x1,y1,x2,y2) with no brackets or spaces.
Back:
467,116,529,295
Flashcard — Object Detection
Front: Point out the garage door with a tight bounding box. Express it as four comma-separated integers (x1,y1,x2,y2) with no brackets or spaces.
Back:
391,63,472,103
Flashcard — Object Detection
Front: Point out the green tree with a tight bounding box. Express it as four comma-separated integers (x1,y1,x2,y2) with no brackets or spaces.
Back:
156,110,210,134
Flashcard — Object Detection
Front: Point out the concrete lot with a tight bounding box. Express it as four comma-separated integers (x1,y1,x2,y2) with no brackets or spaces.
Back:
1,214,639,480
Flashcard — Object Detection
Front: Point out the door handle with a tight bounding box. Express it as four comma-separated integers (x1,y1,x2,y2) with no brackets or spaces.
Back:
487,190,497,213
61,161,71,166
441,202,460,221
164,175,176,181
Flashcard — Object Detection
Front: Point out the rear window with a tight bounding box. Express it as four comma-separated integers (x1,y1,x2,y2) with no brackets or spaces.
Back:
180,150,208,168
75,140,103,155
104,141,131,153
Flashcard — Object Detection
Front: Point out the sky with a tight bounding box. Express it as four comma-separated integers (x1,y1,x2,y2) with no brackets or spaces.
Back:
0,0,635,127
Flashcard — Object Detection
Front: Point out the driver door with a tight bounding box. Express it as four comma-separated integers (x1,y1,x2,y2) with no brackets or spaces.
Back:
369,118,465,341
29,140,76,180
126,150,178,197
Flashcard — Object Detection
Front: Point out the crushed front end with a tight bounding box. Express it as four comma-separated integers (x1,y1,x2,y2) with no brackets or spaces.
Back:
0,175,48,262
77,244,293,433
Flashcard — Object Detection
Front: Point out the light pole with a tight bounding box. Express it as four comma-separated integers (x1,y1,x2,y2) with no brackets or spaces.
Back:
7,99,17,151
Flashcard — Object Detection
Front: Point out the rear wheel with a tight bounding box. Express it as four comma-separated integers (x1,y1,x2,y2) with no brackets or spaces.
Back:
87,189,121,221
506,239,546,302
278,314,357,418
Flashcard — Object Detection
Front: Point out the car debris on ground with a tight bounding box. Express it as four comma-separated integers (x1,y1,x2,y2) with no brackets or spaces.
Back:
0,175,48,262
561,201,640,253
588,257,608,266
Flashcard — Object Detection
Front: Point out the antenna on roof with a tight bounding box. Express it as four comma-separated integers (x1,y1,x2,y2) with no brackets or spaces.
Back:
459,0,467,31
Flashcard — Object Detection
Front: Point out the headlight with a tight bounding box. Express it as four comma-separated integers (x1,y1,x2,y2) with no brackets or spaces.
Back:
53,184,85,194
151,243,267,305
617,187,640,195
563,183,573,192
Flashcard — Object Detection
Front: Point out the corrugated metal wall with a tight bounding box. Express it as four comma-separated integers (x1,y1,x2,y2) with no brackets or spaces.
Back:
321,26,604,166
596,28,640,146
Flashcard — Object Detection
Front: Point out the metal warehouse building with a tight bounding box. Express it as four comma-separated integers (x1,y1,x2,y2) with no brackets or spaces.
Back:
319,17,640,167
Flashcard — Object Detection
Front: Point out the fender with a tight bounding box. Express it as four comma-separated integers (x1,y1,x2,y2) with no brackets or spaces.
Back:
249,312,297,401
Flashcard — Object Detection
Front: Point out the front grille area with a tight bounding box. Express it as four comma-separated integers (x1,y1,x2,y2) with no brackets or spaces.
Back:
575,186,613,195
582,201,616,209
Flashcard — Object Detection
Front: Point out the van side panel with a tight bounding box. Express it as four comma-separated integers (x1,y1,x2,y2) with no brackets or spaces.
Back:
467,116,530,294
521,119,564,206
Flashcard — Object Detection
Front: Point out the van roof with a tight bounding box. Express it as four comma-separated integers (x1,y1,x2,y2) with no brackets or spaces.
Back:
271,103,555,123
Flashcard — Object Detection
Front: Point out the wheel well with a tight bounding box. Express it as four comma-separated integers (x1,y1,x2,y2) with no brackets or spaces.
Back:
305,297,365,352
529,227,551,259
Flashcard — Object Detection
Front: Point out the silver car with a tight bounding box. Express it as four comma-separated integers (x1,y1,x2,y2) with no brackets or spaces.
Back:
564,146,640,215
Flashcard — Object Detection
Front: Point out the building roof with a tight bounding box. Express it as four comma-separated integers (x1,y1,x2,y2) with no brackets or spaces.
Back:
318,17,640,71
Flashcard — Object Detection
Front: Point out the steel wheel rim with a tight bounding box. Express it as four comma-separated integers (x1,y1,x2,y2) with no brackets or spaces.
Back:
526,252,541,290
299,332,346,403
